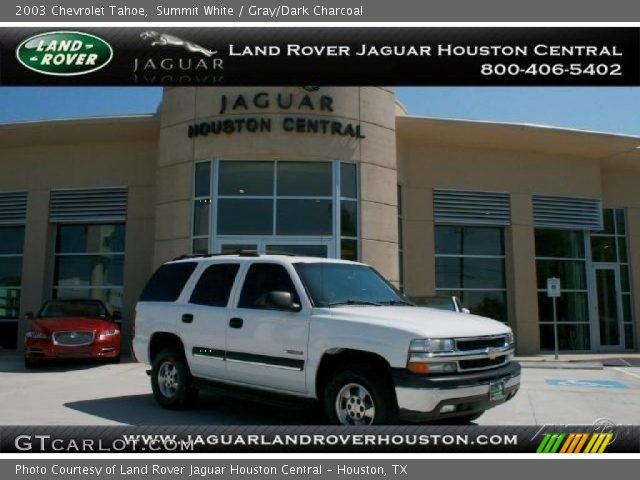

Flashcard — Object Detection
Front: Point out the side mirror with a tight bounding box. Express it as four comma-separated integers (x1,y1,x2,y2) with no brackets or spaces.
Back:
264,291,301,312
24,312,34,320
112,311,122,321
461,308,471,314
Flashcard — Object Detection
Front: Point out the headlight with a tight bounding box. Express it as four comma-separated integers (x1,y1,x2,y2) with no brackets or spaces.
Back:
25,331,48,340
506,330,515,346
407,338,457,374
100,328,120,338
409,338,455,353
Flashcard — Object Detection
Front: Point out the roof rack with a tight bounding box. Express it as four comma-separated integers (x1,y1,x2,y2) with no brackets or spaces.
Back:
171,249,302,261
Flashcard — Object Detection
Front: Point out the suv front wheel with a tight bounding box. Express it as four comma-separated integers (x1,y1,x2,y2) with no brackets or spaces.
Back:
151,347,196,409
323,364,397,425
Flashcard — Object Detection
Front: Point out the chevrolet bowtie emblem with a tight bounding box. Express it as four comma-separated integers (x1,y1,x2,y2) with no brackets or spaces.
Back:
486,348,500,360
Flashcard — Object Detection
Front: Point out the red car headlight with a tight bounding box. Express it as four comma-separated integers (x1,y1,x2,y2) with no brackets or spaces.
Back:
99,328,120,339
25,331,49,340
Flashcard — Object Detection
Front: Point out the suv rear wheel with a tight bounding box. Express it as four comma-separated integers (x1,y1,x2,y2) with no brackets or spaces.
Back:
323,363,397,425
151,347,196,409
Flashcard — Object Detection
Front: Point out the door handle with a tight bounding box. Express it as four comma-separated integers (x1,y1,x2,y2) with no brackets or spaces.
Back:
229,317,244,329
182,313,194,323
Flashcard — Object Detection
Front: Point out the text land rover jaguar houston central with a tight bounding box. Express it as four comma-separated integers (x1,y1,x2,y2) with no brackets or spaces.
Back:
133,254,520,424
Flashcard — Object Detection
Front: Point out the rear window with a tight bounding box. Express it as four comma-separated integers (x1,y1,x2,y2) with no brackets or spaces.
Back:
139,262,197,302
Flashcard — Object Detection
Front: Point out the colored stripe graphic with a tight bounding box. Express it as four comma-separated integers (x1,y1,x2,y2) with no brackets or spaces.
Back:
537,432,612,453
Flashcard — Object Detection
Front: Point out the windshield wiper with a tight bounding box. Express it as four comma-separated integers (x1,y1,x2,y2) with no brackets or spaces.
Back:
326,299,383,307
378,299,412,306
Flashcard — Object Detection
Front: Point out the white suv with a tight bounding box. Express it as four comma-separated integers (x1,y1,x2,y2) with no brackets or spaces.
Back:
133,254,520,424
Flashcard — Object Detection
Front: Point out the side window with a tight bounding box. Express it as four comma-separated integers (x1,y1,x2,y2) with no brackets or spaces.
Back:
238,263,299,309
139,262,197,302
189,263,240,307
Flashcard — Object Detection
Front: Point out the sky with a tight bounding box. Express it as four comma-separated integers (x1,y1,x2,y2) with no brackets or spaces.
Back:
0,87,638,136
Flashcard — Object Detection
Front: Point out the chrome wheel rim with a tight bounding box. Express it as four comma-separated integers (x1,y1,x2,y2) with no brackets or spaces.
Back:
335,383,375,425
157,361,179,398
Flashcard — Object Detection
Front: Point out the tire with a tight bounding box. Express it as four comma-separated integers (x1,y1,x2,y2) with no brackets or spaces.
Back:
323,363,397,425
151,347,195,410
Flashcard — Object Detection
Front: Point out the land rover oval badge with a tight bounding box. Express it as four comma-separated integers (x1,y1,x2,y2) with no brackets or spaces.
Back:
16,31,113,76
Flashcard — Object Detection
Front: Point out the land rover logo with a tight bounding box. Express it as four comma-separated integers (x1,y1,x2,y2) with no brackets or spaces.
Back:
16,31,113,76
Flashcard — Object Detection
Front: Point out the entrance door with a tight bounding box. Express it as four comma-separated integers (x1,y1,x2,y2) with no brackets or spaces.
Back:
592,265,623,350
214,238,332,257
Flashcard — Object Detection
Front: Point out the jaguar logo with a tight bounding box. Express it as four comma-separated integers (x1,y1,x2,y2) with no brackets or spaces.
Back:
139,31,217,58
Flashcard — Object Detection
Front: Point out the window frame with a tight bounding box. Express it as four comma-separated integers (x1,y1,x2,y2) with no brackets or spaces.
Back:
188,262,241,308
192,159,360,261
434,224,509,324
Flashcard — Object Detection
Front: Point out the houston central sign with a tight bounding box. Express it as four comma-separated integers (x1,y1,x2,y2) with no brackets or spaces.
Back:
187,91,365,139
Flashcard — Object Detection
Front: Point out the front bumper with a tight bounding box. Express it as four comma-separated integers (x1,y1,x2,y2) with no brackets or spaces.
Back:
393,362,521,421
25,337,121,361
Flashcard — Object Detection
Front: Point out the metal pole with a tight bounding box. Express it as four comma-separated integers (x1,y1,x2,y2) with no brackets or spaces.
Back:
552,296,559,360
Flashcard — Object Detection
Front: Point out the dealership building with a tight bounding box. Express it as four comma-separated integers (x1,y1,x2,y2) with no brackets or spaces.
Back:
0,86,638,354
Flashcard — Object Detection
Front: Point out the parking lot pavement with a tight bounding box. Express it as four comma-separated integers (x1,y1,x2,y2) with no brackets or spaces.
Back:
0,357,639,425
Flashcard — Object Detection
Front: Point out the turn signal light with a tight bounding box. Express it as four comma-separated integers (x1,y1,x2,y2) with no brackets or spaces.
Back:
407,362,430,374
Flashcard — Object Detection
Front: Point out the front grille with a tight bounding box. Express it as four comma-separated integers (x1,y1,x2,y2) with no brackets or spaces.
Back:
53,331,94,346
456,336,507,351
459,355,507,371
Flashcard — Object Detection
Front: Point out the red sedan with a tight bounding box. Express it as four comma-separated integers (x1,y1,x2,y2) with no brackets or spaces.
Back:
24,299,122,368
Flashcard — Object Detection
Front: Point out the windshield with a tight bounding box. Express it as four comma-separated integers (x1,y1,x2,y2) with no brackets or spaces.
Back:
294,262,410,307
39,300,108,319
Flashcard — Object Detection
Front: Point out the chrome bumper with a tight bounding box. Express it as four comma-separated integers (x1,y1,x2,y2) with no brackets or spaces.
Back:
393,361,521,418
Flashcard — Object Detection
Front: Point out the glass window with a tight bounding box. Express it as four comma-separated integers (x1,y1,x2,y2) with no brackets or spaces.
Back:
238,263,299,309
56,224,125,254
434,225,507,323
0,226,24,327
0,226,25,255
193,199,210,236
537,291,589,323
540,324,591,351
436,257,505,289
277,162,332,197
622,294,632,323
265,244,328,257
194,162,211,198
0,287,21,320
618,237,628,263
341,239,358,261
341,163,358,199
536,259,587,290
217,199,273,235
192,238,209,255
53,223,125,312
340,201,358,238
590,236,616,262
190,263,240,307
438,289,508,323
624,324,634,350
602,208,615,234
0,258,23,287
435,226,505,256
615,209,626,235
535,229,585,258
219,161,273,196
276,199,332,235
139,262,197,302
54,255,124,287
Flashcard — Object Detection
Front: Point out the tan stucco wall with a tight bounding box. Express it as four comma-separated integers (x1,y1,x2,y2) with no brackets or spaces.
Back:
155,87,400,282
397,117,640,353
0,117,158,345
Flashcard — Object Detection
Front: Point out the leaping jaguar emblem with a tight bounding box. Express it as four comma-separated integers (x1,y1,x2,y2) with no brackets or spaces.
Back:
140,31,217,58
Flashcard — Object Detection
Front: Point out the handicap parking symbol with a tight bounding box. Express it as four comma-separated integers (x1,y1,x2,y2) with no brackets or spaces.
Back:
546,379,628,389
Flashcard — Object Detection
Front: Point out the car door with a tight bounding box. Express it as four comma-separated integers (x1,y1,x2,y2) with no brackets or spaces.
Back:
181,262,241,381
225,262,310,393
